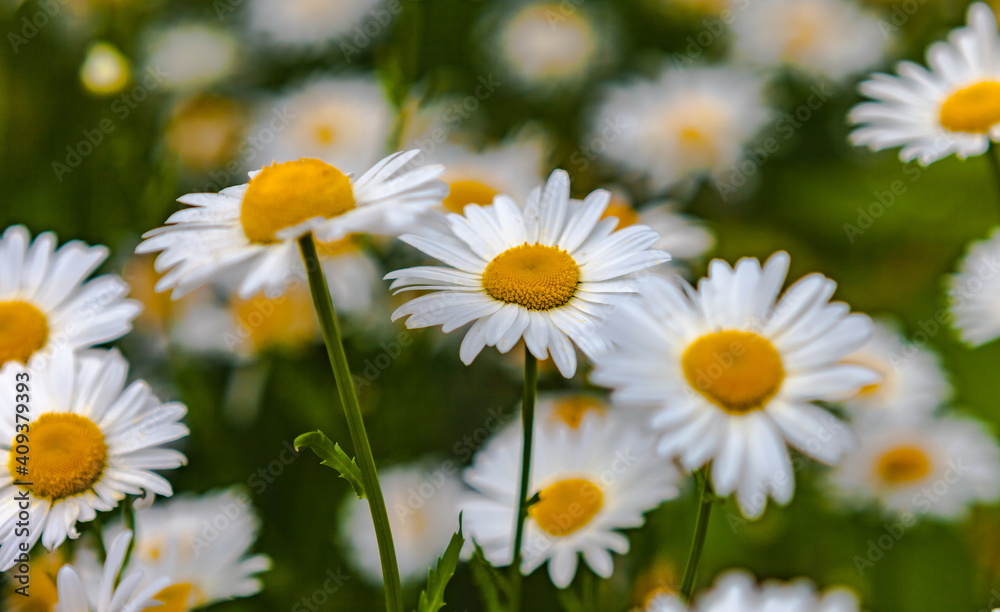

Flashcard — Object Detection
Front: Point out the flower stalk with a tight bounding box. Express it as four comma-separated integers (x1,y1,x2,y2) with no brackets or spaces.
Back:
509,352,538,612
297,233,403,612
680,469,716,602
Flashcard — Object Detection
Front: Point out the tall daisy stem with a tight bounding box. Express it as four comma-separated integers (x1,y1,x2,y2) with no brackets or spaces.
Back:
297,233,403,612
680,469,715,602
510,352,538,612
986,146,1000,209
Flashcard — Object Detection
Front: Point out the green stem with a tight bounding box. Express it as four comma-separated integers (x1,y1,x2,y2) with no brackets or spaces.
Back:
297,233,403,612
121,497,136,572
509,352,538,612
679,470,715,602
986,146,1000,211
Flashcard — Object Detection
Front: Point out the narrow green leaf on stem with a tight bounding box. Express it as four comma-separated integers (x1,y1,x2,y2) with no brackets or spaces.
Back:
295,430,366,499
509,352,538,612
297,233,403,612
416,515,466,612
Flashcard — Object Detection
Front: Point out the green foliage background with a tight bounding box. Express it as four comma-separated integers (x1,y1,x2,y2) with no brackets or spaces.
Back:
3,0,1000,610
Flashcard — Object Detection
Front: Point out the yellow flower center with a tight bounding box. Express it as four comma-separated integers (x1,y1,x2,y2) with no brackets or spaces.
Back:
600,199,640,228
232,287,318,353
939,81,1000,134
7,551,61,611
876,445,932,486
12,413,108,500
145,583,204,612
481,244,580,311
681,330,785,414
529,478,603,537
315,234,362,257
314,124,336,146
0,300,49,365
550,395,606,429
239,158,355,245
442,179,500,214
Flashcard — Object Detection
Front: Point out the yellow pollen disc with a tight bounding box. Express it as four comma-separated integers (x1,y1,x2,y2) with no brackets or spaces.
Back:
240,158,355,245
442,179,500,214
314,124,336,145
145,583,201,612
528,478,604,537
682,330,785,415
232,288,318,353
315,234,361,257
551,395,607,429
12,413,107,500
939,81,1000,133
481,244,580,311
600,199,641,228
0,300,49,365
876,445,932,486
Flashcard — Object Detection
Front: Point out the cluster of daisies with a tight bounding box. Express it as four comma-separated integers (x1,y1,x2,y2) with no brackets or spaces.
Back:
0,226,269,609
10,0,1000,609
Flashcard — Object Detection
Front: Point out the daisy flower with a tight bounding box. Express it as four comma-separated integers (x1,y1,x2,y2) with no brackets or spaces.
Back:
0,225,141,368
849,2,1000,164
731,0,888,83
385,170,672,378
341,461,464,584
839,319,950,416
591,252,877,518
55,531,170,612
828,412,1000,520
590,66,771,192
143,22,240,91
461,409,681,588
246,0,384,51
0,348,188,571
84,489,271,609
645,569,861,611
950,227,1000,346
483,1,615,92
136,151,447,299
256,75,392,176
424,139,549,215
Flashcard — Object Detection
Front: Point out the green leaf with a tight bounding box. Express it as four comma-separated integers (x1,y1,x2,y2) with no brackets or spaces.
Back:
294,431,366,499
416,515,465,612
468,542,505,612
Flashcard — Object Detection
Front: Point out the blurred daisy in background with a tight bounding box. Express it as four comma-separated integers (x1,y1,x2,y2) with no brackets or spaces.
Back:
137,152,446,299
256,75,393,175
0,225,140,367
828,412,1000,520
535,392,610,431
79,41,130,96
838,319,950,416
850,2,1000,164
462,408,680,588
483,0,615,93
143,22,241,91
591,65,771,193
950,227,1000,346
599,188,714,275
591,252,877,518
341,461,464,584
0,349,188,570
56,531,170,612
386,170,671,378
425,138,550,214
83,489,271,609
247,0,386,51
730,0,888,83
165,94,247,173
645,569,860,611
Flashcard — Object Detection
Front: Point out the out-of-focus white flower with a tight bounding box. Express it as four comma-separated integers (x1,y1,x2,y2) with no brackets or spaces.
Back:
591,65,771,192
247,0,387,51
950,227,1000,346
731,0,888,82
646,569,861,611
256,75,392,176
144,22,240,91
80,42,130,95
